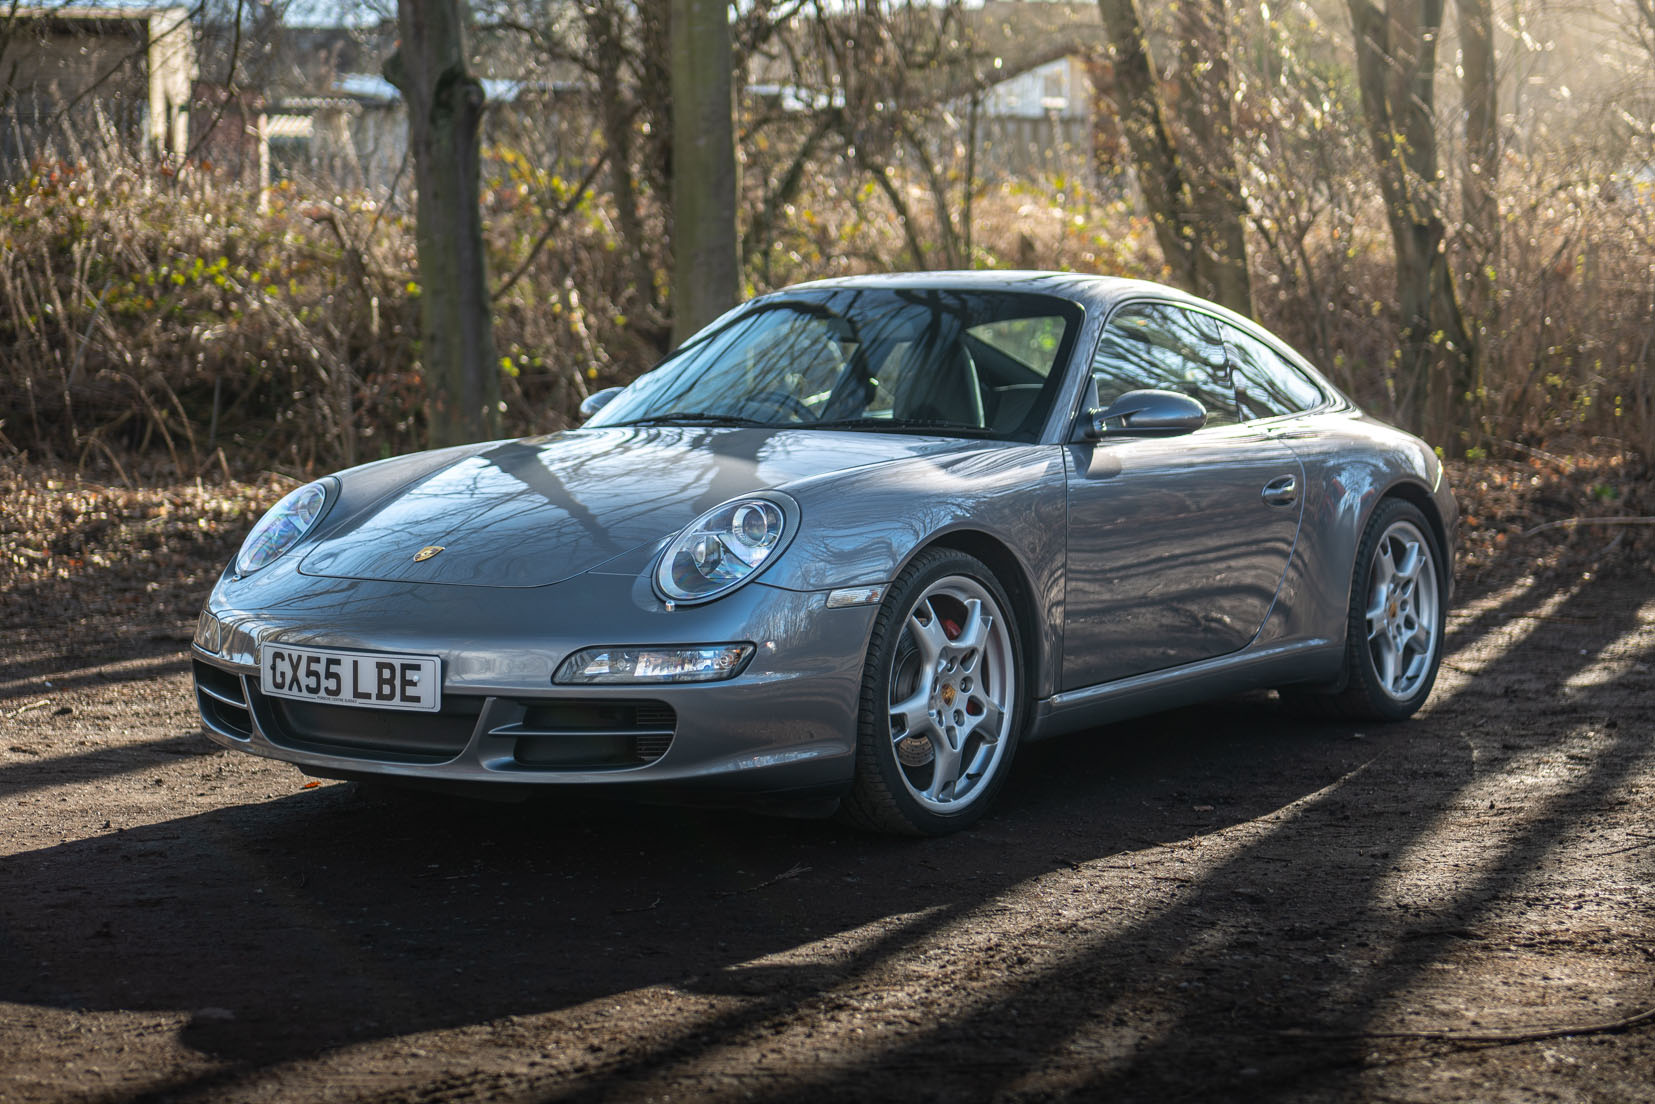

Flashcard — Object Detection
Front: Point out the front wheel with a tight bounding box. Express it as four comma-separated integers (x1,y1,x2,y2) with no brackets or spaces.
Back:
839,549,1024,836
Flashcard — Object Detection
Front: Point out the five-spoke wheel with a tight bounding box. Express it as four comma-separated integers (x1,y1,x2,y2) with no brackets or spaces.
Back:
1321,498,1447,720
1363,514,1441,703
842,549,1022,835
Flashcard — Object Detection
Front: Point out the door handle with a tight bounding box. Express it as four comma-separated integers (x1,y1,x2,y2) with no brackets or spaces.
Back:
1261,474,1298,507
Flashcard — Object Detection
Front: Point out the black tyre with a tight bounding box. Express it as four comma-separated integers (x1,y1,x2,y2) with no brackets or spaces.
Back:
839,548,1025,836
1301,498,1447,721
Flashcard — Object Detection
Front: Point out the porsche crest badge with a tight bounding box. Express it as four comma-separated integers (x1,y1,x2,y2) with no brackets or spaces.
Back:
413,545,445,562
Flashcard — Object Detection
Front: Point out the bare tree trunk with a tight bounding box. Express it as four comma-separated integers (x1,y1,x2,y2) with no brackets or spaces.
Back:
584,1,659,321
1176,0,1252,314
1095,0,1252,315
1095,0,1197,290
385,0,500,448
670,0,738,346
1348,0,1476,446
1457,0,1499,323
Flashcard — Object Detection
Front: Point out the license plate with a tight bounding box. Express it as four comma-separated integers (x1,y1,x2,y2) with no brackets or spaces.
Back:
260,645,441,712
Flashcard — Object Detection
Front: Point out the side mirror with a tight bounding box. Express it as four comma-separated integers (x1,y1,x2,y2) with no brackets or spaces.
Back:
579,386,625,420
1079,389,1206,440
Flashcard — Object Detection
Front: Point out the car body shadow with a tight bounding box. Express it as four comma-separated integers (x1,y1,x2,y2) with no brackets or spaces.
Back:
0,694,1356,1073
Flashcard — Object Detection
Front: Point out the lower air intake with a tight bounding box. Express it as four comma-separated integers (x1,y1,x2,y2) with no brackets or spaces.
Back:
498,699,677,769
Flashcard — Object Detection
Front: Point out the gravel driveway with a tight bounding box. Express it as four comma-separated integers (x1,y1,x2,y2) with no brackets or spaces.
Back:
3,563,1653,1103
3,453,1654,1102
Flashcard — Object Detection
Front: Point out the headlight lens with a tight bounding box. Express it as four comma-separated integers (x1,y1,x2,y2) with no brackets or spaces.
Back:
655,495,795,603
235,479,330,575
555,644,754,684
193,609,224,653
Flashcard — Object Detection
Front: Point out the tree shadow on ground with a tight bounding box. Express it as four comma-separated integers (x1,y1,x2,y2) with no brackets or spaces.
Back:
0,571,1649,1102
0,641,193,700
0,734,214,799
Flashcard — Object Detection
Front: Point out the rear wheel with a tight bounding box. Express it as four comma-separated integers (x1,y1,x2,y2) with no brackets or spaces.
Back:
840,549,1024,836
1297,498,1446,721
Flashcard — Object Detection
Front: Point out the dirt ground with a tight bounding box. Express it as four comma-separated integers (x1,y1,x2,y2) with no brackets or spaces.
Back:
2,456,1654,1103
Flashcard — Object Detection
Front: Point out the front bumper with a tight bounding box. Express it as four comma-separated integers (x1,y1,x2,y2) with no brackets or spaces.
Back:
191,571,877,801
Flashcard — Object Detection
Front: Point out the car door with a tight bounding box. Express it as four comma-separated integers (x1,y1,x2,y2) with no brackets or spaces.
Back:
1062,301,1305,691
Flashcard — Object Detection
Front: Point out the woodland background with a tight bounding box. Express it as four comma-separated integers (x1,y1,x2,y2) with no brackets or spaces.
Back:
3,13,1654,1099
1,0,1652,482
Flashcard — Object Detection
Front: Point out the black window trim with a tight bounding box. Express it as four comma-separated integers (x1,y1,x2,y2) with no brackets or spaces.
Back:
1085,296,1238,432
1085,296,1346,433
1216,316,1342,423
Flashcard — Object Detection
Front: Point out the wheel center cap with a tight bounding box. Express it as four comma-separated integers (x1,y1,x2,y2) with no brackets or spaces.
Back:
940,684,957,707
1388,600,1399,619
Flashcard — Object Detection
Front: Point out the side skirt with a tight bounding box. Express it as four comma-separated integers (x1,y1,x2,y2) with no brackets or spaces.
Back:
1027,639,1344,741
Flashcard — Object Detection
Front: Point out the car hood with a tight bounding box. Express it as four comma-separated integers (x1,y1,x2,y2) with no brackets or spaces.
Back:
297,427,965,587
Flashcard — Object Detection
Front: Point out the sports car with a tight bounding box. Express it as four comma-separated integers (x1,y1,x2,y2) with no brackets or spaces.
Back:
191,272,1455,835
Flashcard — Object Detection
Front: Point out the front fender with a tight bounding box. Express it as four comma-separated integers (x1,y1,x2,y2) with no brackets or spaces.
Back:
761,444,1066,592
765,444,1069,700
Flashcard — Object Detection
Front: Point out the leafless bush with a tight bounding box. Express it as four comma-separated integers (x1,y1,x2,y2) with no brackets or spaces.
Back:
3,103,1652,478
0,152,420,475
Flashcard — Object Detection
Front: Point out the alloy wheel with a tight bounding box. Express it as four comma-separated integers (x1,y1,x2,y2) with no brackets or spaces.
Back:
1363,518,1441,702
886,575,1016,813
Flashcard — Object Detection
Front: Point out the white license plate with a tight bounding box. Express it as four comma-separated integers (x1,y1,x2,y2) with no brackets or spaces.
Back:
260,645,441,712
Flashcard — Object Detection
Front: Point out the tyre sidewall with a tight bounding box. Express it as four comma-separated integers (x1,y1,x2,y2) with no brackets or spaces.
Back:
1346,499,1447,720
856,549,1026,834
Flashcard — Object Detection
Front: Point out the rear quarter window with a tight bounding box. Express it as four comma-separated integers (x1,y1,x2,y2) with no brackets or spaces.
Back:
1223,323,1327,420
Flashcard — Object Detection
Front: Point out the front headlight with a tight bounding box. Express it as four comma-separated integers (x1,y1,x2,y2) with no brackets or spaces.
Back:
235,479,331,576
654,494,797,604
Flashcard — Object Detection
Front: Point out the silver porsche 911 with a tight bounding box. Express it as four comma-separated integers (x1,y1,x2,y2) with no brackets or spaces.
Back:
192,272,1455,835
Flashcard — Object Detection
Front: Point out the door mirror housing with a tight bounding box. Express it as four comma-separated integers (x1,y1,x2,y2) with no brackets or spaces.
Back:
579,386,625,420
1078,389,1207,441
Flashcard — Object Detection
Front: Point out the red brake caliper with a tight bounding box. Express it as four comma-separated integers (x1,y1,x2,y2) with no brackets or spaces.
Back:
941,617,986,716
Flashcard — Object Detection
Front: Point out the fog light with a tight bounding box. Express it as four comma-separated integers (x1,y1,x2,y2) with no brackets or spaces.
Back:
554,643,755,685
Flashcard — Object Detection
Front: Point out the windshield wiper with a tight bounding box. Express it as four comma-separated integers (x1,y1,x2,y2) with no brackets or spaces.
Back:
811,417,995,437
617,412,772,427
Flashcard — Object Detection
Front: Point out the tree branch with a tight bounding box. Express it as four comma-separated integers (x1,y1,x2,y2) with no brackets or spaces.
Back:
492,152,609,301
1281,1003,1655,1047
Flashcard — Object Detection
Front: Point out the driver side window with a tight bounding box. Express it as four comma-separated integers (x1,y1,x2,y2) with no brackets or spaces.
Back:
1092,303,1237,427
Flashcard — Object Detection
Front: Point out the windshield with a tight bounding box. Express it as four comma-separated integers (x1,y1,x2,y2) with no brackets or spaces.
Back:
586,287,1084,441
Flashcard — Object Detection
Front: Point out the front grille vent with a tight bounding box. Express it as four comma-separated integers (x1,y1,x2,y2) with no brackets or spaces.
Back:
497,699,677,769
194,660,252,740
248,682,485,764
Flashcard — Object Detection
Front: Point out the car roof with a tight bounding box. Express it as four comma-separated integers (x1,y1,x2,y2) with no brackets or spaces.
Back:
776,270,1213,312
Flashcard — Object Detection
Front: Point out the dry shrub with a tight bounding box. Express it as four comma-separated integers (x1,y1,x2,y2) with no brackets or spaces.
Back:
1476,171,1655,462
0,149,676,475
743,167,1161,289
1250,219,1401,414
1249,177,1655,463
1449,445,1655,595
2,140,1653,482
0,157,422,474
482,145,673,419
